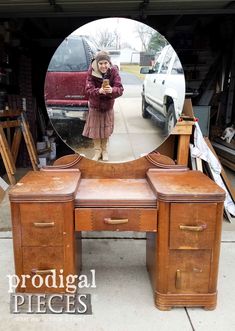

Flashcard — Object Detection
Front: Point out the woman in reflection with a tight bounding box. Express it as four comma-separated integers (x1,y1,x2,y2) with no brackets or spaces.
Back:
82,51,124,161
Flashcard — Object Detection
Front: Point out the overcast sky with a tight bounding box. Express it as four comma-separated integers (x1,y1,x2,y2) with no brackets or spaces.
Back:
71,17,166,51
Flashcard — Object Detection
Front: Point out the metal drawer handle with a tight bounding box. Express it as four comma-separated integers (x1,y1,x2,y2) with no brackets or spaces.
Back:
31,269,55,275
104,218,128,225
179,224,207,232
33,222,55,228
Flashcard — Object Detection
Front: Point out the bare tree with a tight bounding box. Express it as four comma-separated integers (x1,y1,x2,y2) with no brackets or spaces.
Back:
113,29,121,49
96,29,117,48
135,24,154,51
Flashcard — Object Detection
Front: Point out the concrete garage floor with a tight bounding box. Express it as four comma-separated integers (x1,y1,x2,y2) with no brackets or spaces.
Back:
0,167,234,331
0,237,235,331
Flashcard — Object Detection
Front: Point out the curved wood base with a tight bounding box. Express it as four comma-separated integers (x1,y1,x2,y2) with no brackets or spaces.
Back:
155,291,217,311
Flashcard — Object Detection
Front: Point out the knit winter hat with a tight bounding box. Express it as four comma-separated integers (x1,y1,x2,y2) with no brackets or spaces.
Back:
95,51,111,63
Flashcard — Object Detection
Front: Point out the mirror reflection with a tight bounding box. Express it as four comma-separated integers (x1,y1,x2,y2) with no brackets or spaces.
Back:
44,17,185,163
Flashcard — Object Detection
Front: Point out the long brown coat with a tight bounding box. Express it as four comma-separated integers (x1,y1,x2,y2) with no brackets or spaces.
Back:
82,60,124,139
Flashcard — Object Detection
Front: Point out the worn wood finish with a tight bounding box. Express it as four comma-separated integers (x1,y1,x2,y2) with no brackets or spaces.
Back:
9,170,81,202
169,203,217,249
52,151,184,179
146,170,225,310
20,203,64,246
9,170,81,293
168,250,211,293
9,106,225,310
9,168,225,308
75,208,157,232
75,178,157,208
155,292,217,311
147,169,225,202
22,246,64,293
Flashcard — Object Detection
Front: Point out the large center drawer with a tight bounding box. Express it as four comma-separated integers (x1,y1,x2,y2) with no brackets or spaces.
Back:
75,208,157,232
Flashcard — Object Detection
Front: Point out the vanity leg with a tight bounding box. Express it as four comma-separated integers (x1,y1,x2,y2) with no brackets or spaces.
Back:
146,232,157,293
75,231,82,274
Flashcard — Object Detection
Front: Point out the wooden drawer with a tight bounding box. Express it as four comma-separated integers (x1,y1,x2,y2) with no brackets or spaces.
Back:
20,203,64,246
169,203,217,249
21,246,65,293
168,250,211,294
75,208,157,232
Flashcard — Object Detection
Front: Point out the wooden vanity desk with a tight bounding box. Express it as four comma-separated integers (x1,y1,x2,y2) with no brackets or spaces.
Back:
9,119,225,310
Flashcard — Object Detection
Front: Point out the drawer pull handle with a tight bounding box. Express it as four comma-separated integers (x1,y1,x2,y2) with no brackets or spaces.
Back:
179,224,207,232
104,218,128,225
175,269,181,289
33,222,55,228
31,269,55,275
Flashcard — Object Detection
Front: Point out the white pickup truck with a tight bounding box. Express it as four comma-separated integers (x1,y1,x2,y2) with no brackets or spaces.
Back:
140,44,185,135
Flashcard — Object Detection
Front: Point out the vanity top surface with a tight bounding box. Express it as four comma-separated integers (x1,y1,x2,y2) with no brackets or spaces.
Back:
9,170,81,202
147,169,226,202
75,178,157,208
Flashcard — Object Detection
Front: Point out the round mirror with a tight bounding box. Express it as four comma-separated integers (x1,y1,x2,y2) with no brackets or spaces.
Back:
44,17,185,163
